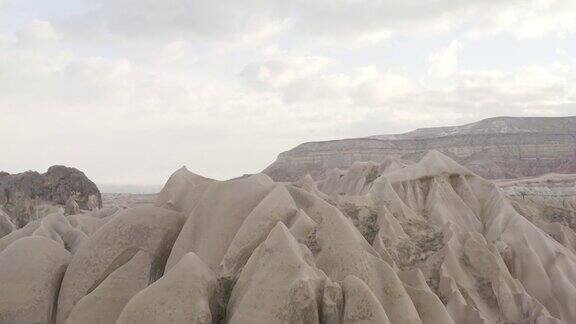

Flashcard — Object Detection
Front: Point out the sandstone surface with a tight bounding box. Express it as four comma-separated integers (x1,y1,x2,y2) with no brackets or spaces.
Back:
0,151,575,323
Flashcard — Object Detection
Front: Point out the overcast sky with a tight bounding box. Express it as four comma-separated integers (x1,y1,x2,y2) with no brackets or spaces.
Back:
1,0,575,185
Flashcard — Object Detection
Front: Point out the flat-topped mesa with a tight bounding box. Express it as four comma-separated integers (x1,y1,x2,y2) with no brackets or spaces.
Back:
263,116,576,181
372,116,576,140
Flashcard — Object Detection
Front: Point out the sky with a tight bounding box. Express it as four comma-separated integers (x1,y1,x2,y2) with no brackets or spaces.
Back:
1,0,575,186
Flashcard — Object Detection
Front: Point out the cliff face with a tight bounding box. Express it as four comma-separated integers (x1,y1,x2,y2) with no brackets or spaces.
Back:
0,165,101,226
264,116,576,181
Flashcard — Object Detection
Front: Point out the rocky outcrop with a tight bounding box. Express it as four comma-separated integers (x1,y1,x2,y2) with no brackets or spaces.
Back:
117,252,217,324
264,116,576,181
0,236,70,324
66,251,152,324
0,165,102,225
0,208,15,239
498,174,576,253
56,206,185,323
1,152,576,323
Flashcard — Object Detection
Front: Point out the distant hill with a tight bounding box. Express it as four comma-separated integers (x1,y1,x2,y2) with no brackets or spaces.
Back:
264,116,576,181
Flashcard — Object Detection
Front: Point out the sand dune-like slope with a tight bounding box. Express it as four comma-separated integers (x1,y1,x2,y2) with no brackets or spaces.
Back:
1,151,575,323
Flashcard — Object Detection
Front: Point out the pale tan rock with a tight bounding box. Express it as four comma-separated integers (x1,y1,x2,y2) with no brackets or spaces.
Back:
0,236,70,324
321,280,343,324
155,166,213,213
86,194,99,211
56,206,184,323
3,147,576,324
314,205,422,324
64,194,80,216
341,275,391,324
219,184,299,278
66,212,112,236
33,212,88,253
321,161,381,196
65,251,152,324
226,222,326,324
0,208,15,238
398,269,455,324
0,218,41,252
117,252,216,324
289,208,317,243
166,174,274,270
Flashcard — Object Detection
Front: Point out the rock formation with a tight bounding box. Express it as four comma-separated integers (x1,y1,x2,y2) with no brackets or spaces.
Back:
65,193,81,216
264,116,576,181
56,206,184,323
66,251,152,324
0,236,70,324
0,165,102,226
116,252,217,324
0,153,575,323
0,208,15,239
498,174,576,253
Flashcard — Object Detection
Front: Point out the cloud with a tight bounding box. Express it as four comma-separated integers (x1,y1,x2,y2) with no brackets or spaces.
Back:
2,1,576,185
58,0,576,47
60,0,288,48
239,54,414,105
467,0,576,39
345,65,576,138
17,19,61,44
428,40,461,78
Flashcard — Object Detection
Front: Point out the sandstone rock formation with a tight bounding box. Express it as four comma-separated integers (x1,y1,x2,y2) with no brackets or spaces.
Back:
0,208,15,238
0,153,575,323
0,236,70,324
498,174,576,254
66,251,152,324
0,165,102,226
117,252,217,324
264,116,576,181
65,194,81,216
56,206,184,323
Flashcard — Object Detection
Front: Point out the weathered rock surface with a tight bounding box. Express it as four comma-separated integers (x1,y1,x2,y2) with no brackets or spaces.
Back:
341,275,391,324
165,173,274,270
0,208,15,238
66,251,152,324
155,166,213,213
226,223,327,324
0,236,70,324
0,165,102,226
498,173,576,254
117,252,216,324
2,148,576,324
264,116,576,181
56,206,185,323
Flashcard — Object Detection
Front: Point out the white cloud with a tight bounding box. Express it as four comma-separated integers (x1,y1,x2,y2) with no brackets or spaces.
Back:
466,0,576,39
59,0,576,47
428,40,461,78
240,54,414,105
2,1,576,185
17,19,61,44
